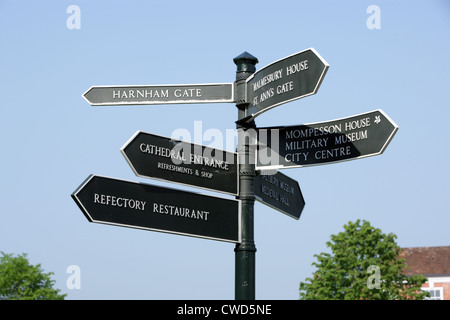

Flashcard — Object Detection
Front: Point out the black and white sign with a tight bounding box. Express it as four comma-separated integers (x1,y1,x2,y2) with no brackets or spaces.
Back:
121,131,238,195
71,175,241,243
254,171,305,220
83,83,234,106
256,109,398,170
245,48,329,120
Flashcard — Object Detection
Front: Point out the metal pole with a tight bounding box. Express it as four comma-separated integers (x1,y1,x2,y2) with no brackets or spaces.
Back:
233,52,258,300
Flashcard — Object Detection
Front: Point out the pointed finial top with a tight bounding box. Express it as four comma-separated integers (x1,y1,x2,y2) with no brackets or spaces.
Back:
233,52,258,73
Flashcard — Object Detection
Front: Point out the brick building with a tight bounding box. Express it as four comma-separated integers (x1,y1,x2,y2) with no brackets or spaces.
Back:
400,246,450,300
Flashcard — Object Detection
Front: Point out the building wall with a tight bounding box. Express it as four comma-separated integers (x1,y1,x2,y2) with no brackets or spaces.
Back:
421,277,450,300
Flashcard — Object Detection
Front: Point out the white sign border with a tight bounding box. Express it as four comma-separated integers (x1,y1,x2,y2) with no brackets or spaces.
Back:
255,109,399,171
245,48,329,121
120,130,240,196
72,174,242,244
82,82,235,106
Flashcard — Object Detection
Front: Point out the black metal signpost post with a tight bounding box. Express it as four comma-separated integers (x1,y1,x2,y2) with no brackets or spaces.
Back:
233,52,259,300
74,48,398,301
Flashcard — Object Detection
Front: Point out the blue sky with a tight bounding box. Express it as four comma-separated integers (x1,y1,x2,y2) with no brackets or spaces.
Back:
1,0,449,300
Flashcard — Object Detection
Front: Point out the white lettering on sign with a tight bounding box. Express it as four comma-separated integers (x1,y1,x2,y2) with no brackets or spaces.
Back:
335,130,368,144
314,146,352,160
189,153,230,170
174,88,202,98
284,152,309,163
285,125,342,138
286,60,308,76
250,59,309,108
157,162,193,175
281,115,374,164
153,202,210,221
138,143,230,171
285,138,329,151
112,89,169,99
252,69,283,93
345,117,371,131
276,81,294,95
94,193,146,211
111,88,205,100
140,143,187,162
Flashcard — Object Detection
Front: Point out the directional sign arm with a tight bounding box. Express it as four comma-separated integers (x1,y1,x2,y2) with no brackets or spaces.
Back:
83,83,235,106
71,175,241,243
254,171,305,219
71,174,96,222
242,48,329,122
256,109,398,170
120,131,239,195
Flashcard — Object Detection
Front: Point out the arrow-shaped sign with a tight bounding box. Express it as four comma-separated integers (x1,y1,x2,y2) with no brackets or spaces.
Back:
83,83,234,106
256,109,398,170
254,171,305,220
244,48,329,121
121,131,238,196
71,175,241,243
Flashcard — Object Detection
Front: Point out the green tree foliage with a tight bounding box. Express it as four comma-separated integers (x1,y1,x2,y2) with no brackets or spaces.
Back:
299,220,428,300
0,252,66,300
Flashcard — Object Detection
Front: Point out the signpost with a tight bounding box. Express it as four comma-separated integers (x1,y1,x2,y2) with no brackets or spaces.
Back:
244,48,329,121
71,175,241,243
254,171,305,220
256,109,398,170
83,83,234,106
74,49,398,300
121,131,238,195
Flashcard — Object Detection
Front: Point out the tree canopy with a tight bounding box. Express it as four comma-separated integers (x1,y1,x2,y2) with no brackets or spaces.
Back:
299,220,428,300
0,252,66,300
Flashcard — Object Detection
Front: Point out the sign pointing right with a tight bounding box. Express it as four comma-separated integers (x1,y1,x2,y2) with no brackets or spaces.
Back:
254,171,305,220
244,48,329,121
256,109,398,170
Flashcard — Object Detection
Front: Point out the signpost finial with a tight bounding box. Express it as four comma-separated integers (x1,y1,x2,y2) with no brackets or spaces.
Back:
233,52,258,73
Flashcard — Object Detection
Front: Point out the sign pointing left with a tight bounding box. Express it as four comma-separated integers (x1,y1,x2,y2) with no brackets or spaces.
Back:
83,83,235,106
121,131,238,196
71,175,241,243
